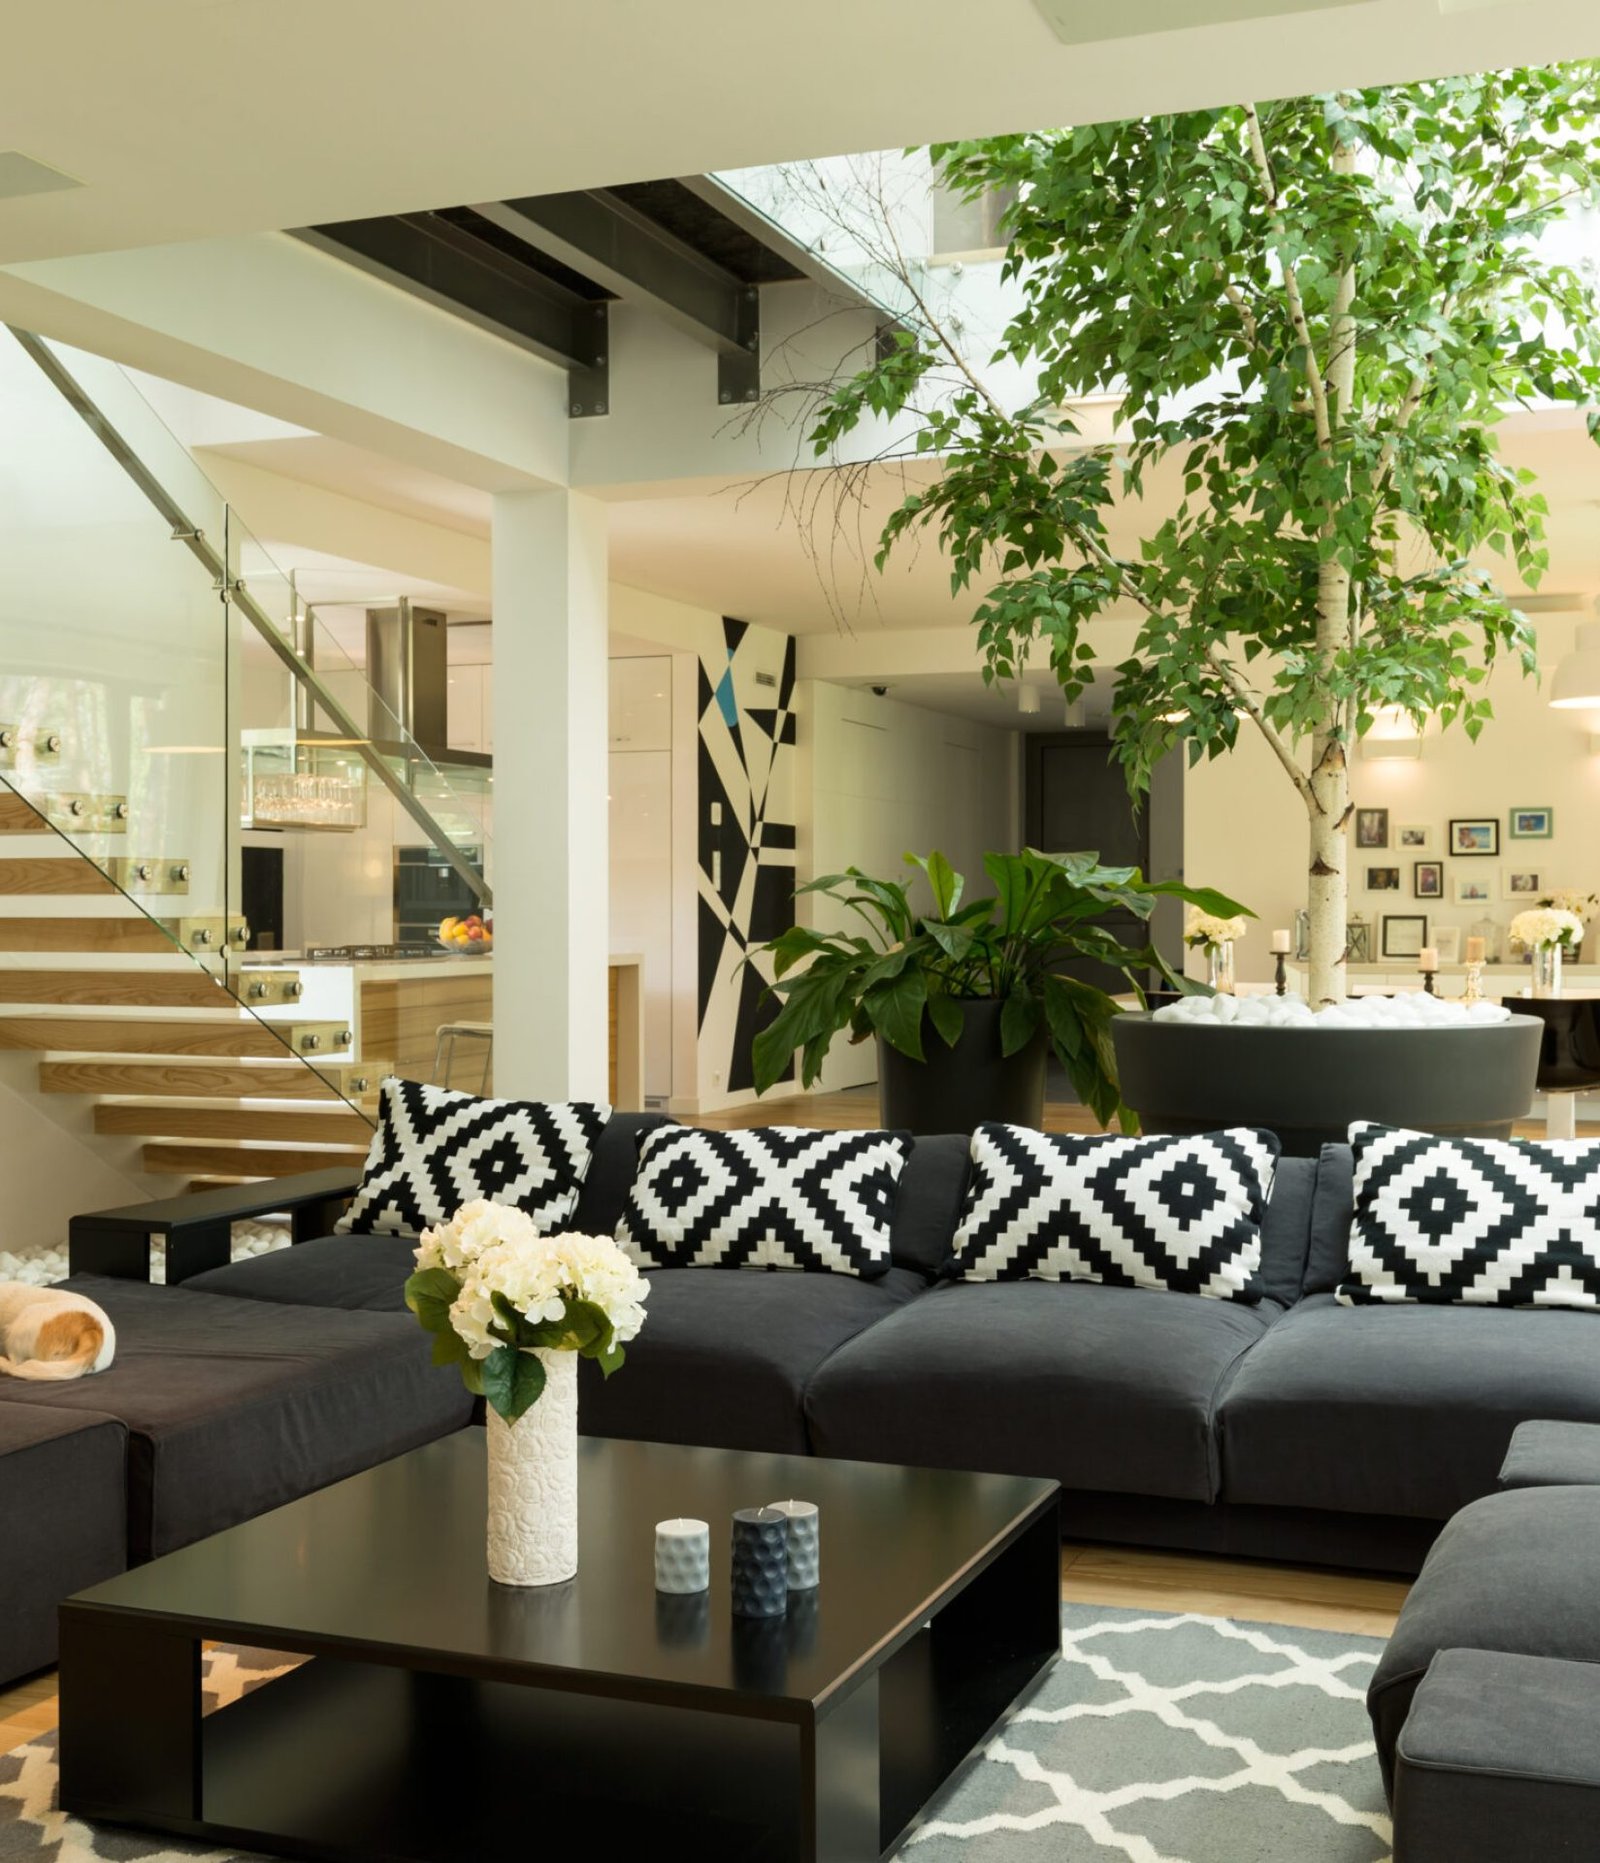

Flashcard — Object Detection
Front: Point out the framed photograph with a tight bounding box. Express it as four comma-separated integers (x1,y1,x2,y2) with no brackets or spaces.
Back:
1454,873,1497,906
1504,868,1543,898
1509,807,1554,840
1449,818,1500,857
1366,865,1402,892
1396,824,1433,850
1355,808,1391,850
1413,861,1444,899
1434,926,1461,964
1382,914,1428,960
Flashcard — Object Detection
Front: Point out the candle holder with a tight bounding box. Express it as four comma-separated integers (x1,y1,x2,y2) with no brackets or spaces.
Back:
1463,961,1485,1005
730,1508,789,1618
1273,952,1288,997
1421,968,1438,996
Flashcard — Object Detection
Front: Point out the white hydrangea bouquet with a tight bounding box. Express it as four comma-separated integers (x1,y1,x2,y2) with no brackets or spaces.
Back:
1509,907,1587,953
1184,907,1251,952
1537,889,1599,929
404,1200,649,1423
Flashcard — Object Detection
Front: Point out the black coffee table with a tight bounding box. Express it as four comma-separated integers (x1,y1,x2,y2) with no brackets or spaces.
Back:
59,1433,1059,1862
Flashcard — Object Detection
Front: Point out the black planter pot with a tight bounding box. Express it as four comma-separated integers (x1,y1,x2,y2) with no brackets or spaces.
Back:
1110,1011,1544,1157
877,1000,1047,1135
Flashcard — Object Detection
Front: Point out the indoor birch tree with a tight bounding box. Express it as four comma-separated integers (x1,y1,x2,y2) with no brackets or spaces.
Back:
805,68,1600,1003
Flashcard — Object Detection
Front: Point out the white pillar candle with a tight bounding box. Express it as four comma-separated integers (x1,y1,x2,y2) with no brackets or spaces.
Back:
1419,947,1439,972
767,1498,820,1590
1270,929,1292,954
654,1517,710,1594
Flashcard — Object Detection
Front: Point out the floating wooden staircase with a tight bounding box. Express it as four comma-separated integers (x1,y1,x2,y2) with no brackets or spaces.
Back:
0,782,382,1188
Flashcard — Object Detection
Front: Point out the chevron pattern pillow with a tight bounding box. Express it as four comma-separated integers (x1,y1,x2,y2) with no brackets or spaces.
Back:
336,1078,609,1239
950,1123,1279,1303
1337,1122,1600,1308
617,1126,912,1277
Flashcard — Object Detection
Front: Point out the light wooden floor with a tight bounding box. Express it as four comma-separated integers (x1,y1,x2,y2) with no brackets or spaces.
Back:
0,1542,1409,1748
692,1081,1596,1140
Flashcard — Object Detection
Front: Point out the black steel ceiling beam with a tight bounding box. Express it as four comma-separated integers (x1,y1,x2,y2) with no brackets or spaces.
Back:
294,215,610,414
473,191,761,403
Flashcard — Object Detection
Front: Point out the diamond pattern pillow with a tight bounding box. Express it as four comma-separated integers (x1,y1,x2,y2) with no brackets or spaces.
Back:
617,1126,912,1278
1337,1122,1600,1308
950,1123,1279,1303
336,1078,609,1239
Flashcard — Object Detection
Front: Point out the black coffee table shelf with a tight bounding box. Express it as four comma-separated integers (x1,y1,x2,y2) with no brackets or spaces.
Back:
59,1433,1060,1863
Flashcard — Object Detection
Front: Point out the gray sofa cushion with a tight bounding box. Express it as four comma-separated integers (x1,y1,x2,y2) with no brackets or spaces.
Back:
1499,1419,1600,1490
1369,1487,1600,1797
890,1133,971,1278
1218,1293,1600,1520
0,1401,126,1685
1393,1648,1600,1858
578,1265,929,1454
804,1278,1279,1502
1257,1153,1317,1306
186,1232,417,1311
0,1276,473,1560
1303,1142,1355,1294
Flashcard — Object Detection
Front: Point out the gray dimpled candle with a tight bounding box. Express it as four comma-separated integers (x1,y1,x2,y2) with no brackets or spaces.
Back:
768,1498,820,1590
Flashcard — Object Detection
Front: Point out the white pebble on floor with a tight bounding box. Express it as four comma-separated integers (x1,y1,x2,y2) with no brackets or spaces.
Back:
0,1217,293,1289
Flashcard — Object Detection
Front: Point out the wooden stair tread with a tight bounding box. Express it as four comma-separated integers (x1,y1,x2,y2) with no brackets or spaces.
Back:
0,969,233,1008
0,917,174,954
143,1142,368,1179
95,1104,375,1144
0,858,116,896
0,1017,322,1058
40,1061,346,1100
0,793,51,834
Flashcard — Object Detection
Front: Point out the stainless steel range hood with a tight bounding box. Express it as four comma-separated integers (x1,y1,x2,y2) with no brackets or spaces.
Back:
364,601,489,771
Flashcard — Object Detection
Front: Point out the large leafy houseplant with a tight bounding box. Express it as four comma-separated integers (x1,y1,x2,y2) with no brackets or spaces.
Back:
804,68,1600,1006
752,849,1248,1129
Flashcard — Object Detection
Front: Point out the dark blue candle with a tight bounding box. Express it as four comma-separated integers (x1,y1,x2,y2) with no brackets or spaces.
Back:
730,1506,788,1617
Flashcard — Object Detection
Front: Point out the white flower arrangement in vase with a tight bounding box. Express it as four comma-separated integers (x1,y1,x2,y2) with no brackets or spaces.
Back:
404,1201,649,1586
1535,889,1599,929
1508,907,1587,953
1184,907,1250,995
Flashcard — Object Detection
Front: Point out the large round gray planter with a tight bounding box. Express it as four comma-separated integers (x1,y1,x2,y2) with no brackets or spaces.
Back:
877,999,1047,1134
1111,1011,1543,1156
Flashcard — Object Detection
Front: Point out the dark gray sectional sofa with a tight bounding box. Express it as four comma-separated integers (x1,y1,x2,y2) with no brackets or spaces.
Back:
8,1109,1600,1689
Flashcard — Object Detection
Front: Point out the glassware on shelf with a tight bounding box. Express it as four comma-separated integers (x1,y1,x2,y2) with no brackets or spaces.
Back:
1469,915,1503,965
1206,941,1236,995
1533,943,1563,998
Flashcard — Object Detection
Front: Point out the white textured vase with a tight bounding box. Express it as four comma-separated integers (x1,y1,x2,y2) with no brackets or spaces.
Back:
485,1349,579,1586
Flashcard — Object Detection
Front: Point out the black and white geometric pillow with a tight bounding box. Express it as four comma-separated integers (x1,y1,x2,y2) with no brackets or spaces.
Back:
950,1123,1279,1303
335,1078,610,1239
617,1126,911,1278
1337,1121,1600,1309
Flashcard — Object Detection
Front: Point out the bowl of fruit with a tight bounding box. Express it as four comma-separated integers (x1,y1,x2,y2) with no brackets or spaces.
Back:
438,912,493,954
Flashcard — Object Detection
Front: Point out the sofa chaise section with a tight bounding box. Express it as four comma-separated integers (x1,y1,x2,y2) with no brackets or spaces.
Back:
0,1401,126,1683
0,1276,473,1561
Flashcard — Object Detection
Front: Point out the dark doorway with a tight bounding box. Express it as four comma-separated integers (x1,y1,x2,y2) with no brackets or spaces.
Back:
1023,733,1184,992
241,846,285,953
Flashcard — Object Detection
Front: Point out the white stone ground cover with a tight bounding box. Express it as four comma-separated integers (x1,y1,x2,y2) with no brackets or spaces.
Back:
1154,992,1513,1029
0,1217,292,1288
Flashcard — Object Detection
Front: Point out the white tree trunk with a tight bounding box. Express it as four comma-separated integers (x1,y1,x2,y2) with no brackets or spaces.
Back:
1306,731,1349,1005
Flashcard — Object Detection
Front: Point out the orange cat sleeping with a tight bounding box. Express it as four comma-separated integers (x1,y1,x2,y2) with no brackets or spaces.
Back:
0,1283,116,1380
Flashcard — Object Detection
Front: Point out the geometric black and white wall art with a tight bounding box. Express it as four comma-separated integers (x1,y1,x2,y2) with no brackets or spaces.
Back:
696,618,798,1097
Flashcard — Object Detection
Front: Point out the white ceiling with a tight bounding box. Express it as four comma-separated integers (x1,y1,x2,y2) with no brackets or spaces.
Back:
0,1,1596,265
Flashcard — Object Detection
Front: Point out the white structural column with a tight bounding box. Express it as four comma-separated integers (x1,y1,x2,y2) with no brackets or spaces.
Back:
492,488,610,1100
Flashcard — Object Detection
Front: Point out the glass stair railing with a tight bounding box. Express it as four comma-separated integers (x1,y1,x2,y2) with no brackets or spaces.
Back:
0,325,495,1186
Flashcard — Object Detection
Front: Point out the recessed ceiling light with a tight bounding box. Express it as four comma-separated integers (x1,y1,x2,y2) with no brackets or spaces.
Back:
0,152,82,201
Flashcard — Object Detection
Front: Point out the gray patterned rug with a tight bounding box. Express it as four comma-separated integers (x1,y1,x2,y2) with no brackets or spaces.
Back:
0,1608,1392,1862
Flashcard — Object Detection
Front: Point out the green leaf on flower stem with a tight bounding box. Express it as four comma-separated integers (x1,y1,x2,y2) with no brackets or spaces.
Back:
431,1327,470,1369
562,1297,611,1354
404,1268,460,1334
596,1340,626,1379
481,1344,547,1423
460,1357,486,1398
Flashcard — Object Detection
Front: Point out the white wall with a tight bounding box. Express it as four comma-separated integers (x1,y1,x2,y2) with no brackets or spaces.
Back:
1184,645,1600,984
798,681,1020,1089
